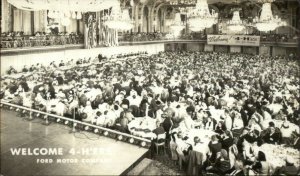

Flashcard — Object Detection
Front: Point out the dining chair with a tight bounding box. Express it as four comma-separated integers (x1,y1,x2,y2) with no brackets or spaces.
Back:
154,132,166,155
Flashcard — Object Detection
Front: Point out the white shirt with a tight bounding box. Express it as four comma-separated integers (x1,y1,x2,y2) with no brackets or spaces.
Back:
127,96,142,107
82,105,94,123
96,115,112,126
156,109,164,123
225,115,233,130
281,127,293,138
232,117,244,130
184,115,195,130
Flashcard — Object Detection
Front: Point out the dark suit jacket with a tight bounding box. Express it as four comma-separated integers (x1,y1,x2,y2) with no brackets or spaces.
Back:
187,150,203,176
264,132,280,144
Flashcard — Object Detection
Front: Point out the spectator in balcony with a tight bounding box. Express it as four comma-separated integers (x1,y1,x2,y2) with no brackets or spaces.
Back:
7,66,17,75
59,60,65,67
22,65,29,73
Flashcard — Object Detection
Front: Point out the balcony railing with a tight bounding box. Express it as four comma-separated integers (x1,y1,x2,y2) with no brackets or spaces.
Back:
1,34,84,49
1,32,297,49
119,32,207,42
119,33,298,44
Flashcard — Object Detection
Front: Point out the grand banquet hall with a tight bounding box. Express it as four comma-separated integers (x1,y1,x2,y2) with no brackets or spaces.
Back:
0,0,299,175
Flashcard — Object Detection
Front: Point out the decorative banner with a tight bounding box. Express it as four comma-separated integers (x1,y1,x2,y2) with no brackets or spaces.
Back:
207,35,260,46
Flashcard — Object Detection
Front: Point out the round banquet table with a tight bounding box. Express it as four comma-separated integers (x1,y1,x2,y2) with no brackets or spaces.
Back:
128,116,157,139
171,128,216,146
258,144,300,174
184,129,216,145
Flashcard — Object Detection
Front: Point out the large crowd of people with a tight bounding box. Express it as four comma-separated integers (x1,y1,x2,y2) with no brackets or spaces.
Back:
1,31,84,48
119,32,298,43
1,51,300,175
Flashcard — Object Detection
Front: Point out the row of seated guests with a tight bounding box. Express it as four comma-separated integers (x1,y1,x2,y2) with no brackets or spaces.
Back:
121,32,165,41
1,51,300,175
6,57,93,75
151,107,299,176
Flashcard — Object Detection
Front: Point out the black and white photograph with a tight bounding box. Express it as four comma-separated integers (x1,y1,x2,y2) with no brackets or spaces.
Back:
0,0,299,175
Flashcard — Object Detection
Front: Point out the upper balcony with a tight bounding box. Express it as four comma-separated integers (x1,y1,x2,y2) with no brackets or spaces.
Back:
1,32,298,55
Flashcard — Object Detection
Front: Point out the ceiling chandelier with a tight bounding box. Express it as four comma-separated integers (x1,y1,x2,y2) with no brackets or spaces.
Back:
170,13,185,32
227,10,245,32
187,0,218,31
103,5,134,31
7,0,118,12
7,0,118,27
253,2,287,32
48,11,82,26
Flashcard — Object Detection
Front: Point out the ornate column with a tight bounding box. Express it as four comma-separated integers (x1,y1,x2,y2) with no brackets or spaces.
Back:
134,4,139,32
140,4,145,32
162,7,168,33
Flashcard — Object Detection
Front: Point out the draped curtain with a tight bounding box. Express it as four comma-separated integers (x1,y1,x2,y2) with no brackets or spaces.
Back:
83,12,97,49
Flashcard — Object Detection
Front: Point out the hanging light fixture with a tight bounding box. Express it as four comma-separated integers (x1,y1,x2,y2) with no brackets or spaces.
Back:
7,0,119,12
76,12,82,20
188,0,218,31
227,10,246,32
64,11,71,18
61,17,71,26
121,9,134,30
103,4,134,31
253,2,287,32
8,0,119,27
72,11,76,19
48,10,54,18
170,13,185,36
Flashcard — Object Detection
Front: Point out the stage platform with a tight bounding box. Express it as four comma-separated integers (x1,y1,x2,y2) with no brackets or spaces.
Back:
0,109,149,176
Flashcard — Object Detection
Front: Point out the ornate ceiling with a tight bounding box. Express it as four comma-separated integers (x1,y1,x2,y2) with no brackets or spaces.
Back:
7,0,119,12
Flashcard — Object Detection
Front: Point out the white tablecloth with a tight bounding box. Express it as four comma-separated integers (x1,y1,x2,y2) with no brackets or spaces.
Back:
259,144,300,169
128,116,157,139
175,129,216,146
